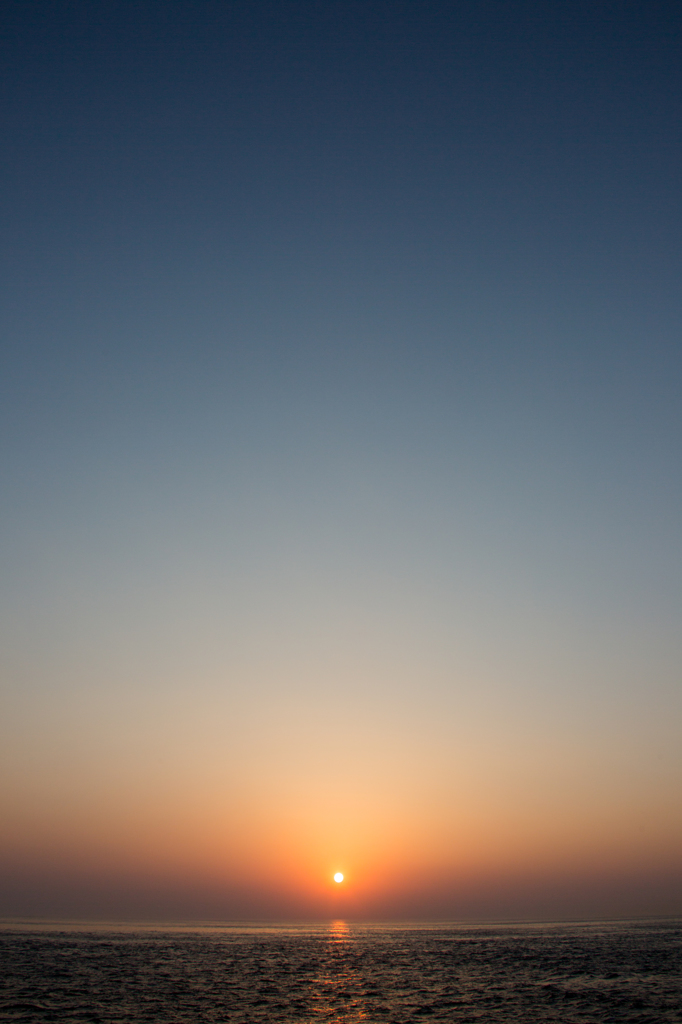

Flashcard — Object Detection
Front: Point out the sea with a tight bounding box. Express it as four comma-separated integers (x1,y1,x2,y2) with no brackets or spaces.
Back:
1,919,680,1022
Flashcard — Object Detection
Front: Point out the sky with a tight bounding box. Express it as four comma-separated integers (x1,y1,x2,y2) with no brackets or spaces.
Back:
1,0,681,923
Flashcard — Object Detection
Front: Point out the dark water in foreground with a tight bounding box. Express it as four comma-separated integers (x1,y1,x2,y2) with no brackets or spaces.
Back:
1,920,680,1023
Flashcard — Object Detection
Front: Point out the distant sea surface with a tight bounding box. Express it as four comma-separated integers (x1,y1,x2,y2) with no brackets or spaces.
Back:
1,920,681,1022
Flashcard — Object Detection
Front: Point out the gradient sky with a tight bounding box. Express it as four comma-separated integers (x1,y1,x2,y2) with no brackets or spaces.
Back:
1,0,681,922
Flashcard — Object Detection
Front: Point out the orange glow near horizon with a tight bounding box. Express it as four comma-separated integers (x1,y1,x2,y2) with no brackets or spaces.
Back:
2,635,681,921
2,752,681,922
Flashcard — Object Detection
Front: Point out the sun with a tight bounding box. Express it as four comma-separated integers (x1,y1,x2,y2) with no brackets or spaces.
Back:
333,872,344,883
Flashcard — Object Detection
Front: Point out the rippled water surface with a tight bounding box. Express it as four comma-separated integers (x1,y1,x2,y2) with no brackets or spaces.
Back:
1,920,681,1022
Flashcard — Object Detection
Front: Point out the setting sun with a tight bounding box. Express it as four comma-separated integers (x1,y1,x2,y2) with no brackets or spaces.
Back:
333,872,344,883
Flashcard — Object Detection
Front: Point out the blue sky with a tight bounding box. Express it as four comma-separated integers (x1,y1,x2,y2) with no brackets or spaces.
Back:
1,0,681,920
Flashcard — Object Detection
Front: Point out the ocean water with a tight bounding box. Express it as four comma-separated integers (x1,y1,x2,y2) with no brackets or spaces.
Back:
1,919,680,1022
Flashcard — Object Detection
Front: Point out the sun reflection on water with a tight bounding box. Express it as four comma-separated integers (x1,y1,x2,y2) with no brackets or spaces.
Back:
329,919,350,942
